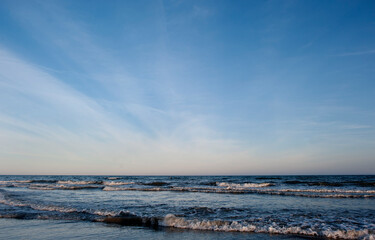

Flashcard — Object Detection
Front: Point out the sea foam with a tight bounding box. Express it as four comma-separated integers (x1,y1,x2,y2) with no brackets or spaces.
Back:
162,214,375,239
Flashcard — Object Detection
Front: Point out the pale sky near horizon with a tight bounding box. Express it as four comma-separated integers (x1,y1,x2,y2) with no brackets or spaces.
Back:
0,0,374,175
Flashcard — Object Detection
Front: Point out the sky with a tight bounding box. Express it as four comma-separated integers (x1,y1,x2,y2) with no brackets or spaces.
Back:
0,0,374,175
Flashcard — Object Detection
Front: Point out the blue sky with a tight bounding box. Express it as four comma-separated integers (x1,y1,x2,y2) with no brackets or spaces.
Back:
0,0,374,175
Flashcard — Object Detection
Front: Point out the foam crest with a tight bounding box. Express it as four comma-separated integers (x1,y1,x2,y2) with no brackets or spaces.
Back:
92,210,119,216
0,180,31,184
101,186,375,198
275,188,375,194
103,181,135,186
57,180,102,185
217,182,274,188
103,186,160,191
27,185,104,190
0,195,77,213
103,186,127,191
56,185,103,190
107,177,122,180
162,214,375,239
28,186,55,190
0,191,117,217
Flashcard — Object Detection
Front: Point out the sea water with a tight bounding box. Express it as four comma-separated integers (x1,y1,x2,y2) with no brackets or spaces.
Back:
0,175,374,239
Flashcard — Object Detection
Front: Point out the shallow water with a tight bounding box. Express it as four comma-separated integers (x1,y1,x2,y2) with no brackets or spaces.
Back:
0,219,309,240
0,175,374,239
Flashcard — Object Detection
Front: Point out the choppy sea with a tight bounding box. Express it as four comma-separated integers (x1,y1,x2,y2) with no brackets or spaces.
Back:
0,175,374,239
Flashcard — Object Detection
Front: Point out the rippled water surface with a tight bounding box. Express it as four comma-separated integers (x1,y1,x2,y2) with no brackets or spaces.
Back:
0,175,374,239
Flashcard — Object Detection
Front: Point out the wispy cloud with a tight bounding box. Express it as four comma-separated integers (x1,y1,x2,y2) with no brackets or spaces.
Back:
1,0,375,174
0,45,252,174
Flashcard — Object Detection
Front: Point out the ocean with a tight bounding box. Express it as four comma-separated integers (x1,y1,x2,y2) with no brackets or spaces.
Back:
0,175,374,239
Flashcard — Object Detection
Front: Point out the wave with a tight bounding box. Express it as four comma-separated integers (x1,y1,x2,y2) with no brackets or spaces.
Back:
200,181,217,186
28,185,103,190
0,190,158,228
1,180,101,185
1,189,373,240
1,209,373,240
0,194,77,213
107,177,122,180
100,212,159,229
102,186,375,198
57,180,103,185
103,181,135,186
142,182,169,186
162,214,374,240
217,182,274,188
0,180,32,184
283,181,344,187
347,181,375,187
28,186,56,190
0,191,118,217
4,181,374,198
0,180,58,184
57,180,135,186
272,188,375,194
255,177,282,180
56,185,104,190
284,180,375,187
30,180,58,183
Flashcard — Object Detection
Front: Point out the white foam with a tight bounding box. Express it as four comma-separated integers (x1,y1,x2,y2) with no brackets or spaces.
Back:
0,180,31,184
57,180,100,185
0,194,76,213
107,177,122,180
99,186,375,198
92,210,118,216
274,188,375,194
103,181,135,186
162,214,375,239
103,186,126,191
217,182,274,188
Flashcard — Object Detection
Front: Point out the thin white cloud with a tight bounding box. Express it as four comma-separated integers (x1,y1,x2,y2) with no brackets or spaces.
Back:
0,45,252,175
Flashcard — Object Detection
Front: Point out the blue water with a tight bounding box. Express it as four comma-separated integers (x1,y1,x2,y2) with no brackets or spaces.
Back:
0,175,374,239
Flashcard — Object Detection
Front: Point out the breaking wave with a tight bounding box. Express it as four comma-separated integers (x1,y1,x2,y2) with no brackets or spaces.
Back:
57,180,103,185
217,182,275,188
107,177,122,180
28,185,103,190
0,180,32,184
0,188,374,240
162,214,375,240
102,186,375,198
103,181,135,186
283,180,375,187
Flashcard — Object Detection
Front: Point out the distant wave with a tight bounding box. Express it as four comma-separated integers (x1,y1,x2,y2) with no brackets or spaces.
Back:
30,180,58,183
102,186,375,198
0,180,32,184
283,180,375,187
2,179,374,198
141,182,169,186
1,180,135,186
28,185,104,190
103,181,135,186
57,180,103,185
255,177,282,180
107,177,122,180
217,182,274,188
